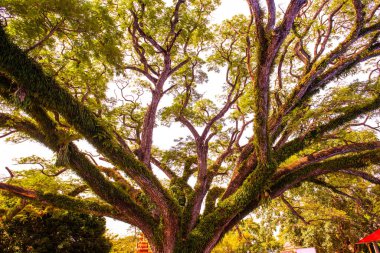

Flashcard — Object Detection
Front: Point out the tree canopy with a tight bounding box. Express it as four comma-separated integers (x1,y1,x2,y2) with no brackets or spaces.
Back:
0,209,112,253
262,169,380,252
212,217,281,253
0,162,112,253
0,0,380,252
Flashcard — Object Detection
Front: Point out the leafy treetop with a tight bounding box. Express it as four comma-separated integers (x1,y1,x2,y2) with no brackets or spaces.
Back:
0,0,379,252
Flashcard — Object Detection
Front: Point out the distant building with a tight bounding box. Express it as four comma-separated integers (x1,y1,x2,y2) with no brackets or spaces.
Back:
355,229,380,253
136,233,152,253
281,242,317,253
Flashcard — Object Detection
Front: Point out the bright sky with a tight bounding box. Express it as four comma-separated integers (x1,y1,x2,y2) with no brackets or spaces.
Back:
0,0,277,237
211,0,249,22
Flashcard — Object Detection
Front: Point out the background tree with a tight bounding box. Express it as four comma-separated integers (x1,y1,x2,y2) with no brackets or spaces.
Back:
109,235,138,253
276,175,380,252
247,131,380,253
212,218,281,253
256,174,380,252
0,0,380,252
0,209,112,253
0,168,111,253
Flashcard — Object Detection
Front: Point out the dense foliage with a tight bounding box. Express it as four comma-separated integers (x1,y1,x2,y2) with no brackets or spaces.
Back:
276,182,380,252
212,218,280,253
0,169,111,253
0,0,379,252
0,209,111,253
110,235,138,253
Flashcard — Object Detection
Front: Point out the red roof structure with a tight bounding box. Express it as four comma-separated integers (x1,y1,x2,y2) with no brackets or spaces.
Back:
357,229,380,244
136,233,152,253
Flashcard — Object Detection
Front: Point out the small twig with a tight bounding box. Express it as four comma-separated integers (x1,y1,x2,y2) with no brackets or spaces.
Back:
41,167,68,177
25,18,65,53
4,167,14,178
0,130,17,138
281,195,309,225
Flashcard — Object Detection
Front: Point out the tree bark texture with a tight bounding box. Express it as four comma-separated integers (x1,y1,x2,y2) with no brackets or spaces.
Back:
1,0,380,252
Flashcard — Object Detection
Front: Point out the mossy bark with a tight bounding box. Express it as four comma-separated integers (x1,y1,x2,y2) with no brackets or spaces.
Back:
1,2,380,253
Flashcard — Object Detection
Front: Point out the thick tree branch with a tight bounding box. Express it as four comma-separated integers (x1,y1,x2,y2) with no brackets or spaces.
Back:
0,29,180,233
151,157,178,180
211,149,380,250
185,81,242,232
98,166,139,195
0,183,36,198
274,94,380,164
0,72,162,245
339,169,380,184
0,109,156,227
265,0,276,31
68,185,88,197
0,112,47,146
246,0,266,46
0,182,134,223
270,149,380,198
223,143,257,199
177,115,200,140
269,1,377,140
274,141,380,180
204,187,224,215
249,0,307,166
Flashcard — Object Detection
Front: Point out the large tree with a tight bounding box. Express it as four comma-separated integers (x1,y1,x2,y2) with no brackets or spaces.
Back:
0,0,380,252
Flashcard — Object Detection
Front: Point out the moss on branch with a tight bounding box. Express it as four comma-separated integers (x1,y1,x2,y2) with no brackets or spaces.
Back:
0,74,159,235
0,28,180,242
275,95,380,164
0,28,179,219
271,149,380,197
